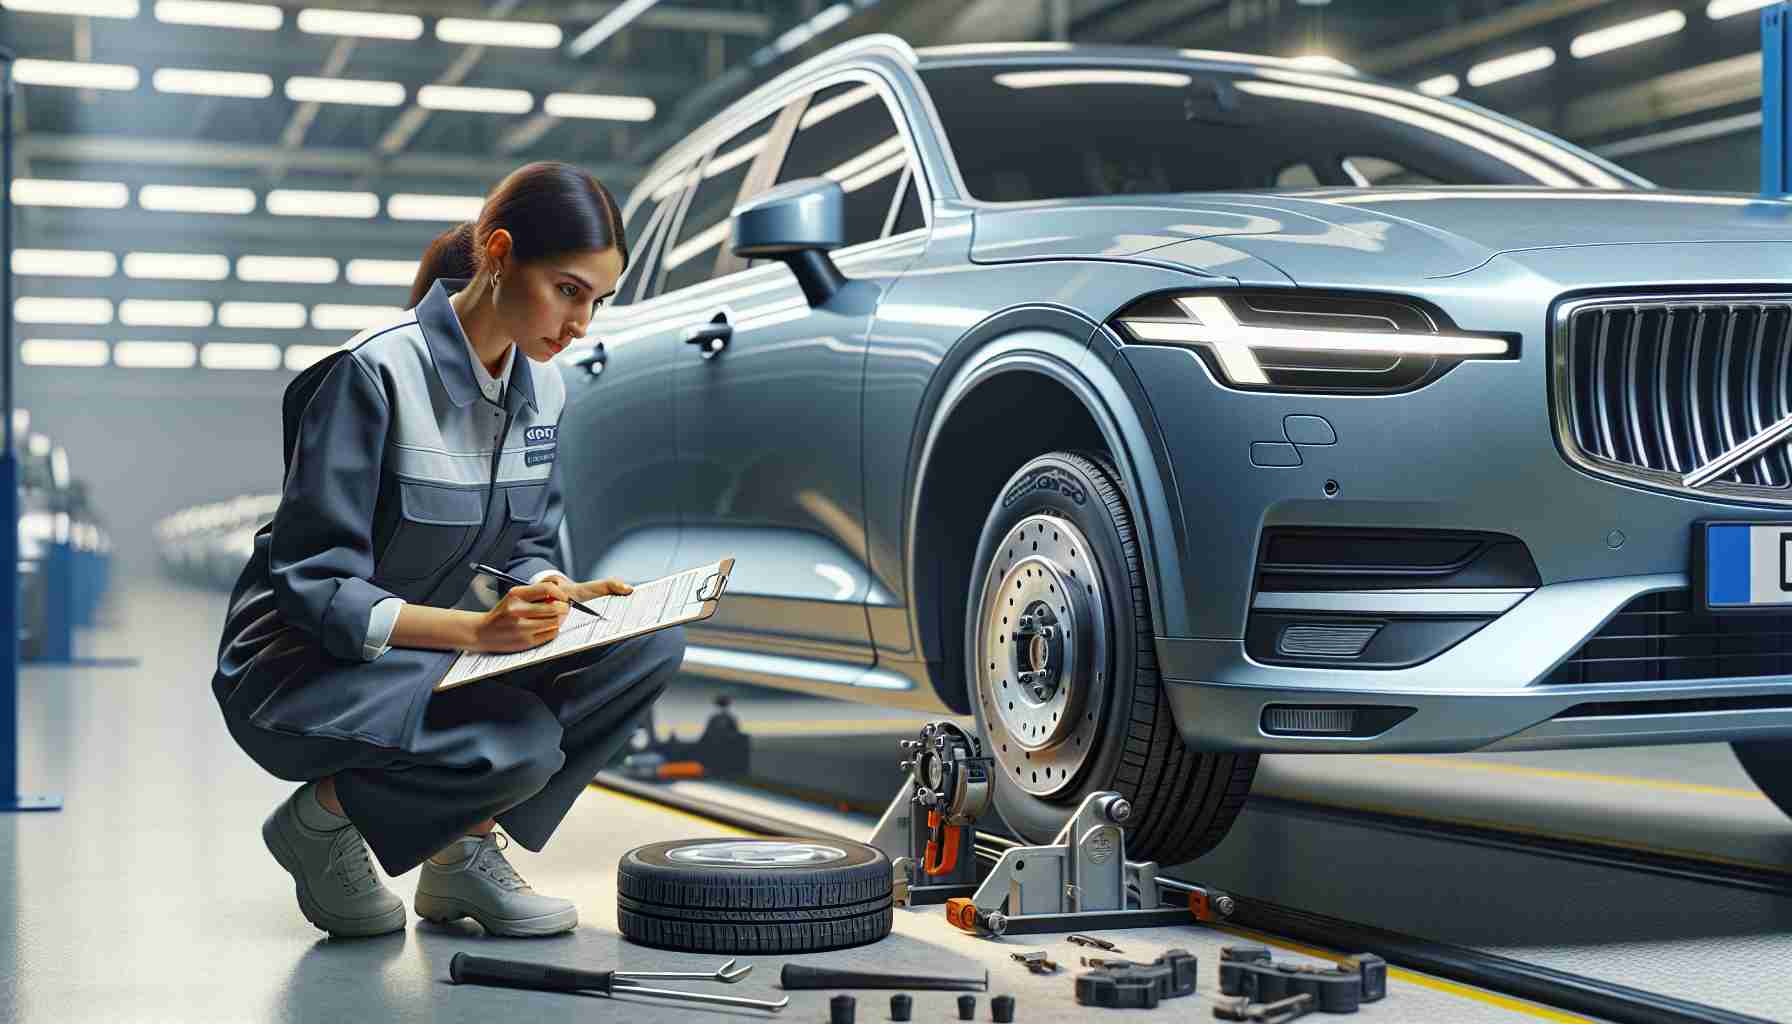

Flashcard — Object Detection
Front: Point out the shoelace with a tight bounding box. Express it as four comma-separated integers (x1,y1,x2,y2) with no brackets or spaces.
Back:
327,827,381,897
471,832,531,891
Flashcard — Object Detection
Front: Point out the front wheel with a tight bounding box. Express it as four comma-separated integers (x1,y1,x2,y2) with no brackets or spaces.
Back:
965,451,1257,866
1732,741,1792,819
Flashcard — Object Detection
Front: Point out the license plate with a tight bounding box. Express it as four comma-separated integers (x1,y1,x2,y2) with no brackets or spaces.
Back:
1695,522,1792,611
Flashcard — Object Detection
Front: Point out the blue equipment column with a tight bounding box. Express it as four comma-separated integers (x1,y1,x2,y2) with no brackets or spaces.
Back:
1,46,60,811
1765,3,1792,195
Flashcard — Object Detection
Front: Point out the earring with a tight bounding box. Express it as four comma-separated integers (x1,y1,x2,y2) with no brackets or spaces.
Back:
492,270,501,289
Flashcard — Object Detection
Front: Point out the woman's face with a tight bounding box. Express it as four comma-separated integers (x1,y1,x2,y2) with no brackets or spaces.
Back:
498,244,625,363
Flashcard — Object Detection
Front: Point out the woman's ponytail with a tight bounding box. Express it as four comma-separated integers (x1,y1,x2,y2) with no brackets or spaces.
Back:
409,221,478,308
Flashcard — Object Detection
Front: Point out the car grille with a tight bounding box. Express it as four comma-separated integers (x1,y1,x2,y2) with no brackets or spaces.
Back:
1554,295,1792,504
1544,588,1792,684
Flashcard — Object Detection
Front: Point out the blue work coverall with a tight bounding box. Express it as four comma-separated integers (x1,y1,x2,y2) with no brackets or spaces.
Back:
212,277,684,876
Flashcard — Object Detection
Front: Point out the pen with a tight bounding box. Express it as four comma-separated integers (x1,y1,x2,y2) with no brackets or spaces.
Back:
469,562,608,621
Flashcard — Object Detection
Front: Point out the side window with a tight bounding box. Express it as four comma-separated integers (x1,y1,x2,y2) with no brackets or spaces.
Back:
611,182,677,307
1341,155,1438,186
660,113,777,295
890,173,924,235
776,82,910,248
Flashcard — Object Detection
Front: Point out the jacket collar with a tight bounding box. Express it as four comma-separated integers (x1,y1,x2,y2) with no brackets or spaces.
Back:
417,277,538,413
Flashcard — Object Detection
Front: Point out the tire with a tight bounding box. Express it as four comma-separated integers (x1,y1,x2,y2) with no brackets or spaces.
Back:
1731,741,1792,819
966,451,1257,867
616,837,893,954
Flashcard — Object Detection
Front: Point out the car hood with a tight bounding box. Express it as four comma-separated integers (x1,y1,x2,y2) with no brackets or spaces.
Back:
968,188,1792,285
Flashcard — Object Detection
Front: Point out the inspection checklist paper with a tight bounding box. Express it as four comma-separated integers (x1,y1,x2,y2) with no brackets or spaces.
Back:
434,558,733,692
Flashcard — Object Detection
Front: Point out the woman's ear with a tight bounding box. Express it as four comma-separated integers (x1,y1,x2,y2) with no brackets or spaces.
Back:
486,228,513,276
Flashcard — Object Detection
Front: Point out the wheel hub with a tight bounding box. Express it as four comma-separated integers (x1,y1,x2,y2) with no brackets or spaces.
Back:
974,514,1108,796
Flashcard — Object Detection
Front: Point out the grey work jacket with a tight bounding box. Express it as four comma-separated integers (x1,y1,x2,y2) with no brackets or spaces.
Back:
212,277,567,752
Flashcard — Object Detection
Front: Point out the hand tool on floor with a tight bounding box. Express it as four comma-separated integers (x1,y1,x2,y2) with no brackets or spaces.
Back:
614,958,753,983
781,964,989,991
449,952,789,1012
1218,948,1384,1014
1067,934,1121,952
1212,993,1314,1022
1009,951,1059,975
869,721,991,907
1072,949,1199,1010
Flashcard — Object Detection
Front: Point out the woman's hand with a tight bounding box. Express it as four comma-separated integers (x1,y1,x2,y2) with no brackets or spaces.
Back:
472,579,572,653
573,577,634,602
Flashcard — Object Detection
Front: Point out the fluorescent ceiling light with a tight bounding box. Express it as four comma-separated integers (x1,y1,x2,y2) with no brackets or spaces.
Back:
1287,55,1355,73
13,59,139,91
1465,46,1556,87
218,301,307,329
567,0,658,57
237,255,339,283
312,304,403,330
1415,73,1460,96
994,69,1192,89
799,84,876,128
284,344,340,371
345,259,418,287
387,194,484,222
703,136,767,179
296,7,421,39
113,341,197,369
20,340,108,367
266,189,379,218
417,84,533,114
436,17,561,48
138,184,256,214
1570,10,1686,58
15,297,113,324
3,0,136,15
1708,0,1775,19
13,178,129,208
154,1,281,29
14,249,117,277
27,435,51,458
917,42,1073,56
152,68,273,98
285,76,405,107
771,2,850,55
1258,68,1625,187
543,92,655,121
124,252,230,279
120,299,213,327
663,221,728,270
200,342,283,370
1235,80,1580,186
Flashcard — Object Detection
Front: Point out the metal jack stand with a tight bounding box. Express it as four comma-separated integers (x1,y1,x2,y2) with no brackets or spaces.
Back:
869,721,989,906
0,47,57,813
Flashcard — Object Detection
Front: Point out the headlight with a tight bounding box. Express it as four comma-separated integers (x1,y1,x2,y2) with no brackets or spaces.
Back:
1113,291,1516,394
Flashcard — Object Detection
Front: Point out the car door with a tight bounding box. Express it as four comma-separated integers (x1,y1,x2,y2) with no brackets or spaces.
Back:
673,76,931,667
553,166,692,585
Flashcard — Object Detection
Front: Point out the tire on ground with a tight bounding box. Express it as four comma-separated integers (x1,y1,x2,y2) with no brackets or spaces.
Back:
968,451,1258,867
617,837,893,954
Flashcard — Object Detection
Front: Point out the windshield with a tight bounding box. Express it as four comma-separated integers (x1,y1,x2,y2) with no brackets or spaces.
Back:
917,64,1642,201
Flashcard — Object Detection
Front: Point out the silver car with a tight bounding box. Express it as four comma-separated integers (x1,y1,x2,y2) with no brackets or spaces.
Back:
556,35,1792,863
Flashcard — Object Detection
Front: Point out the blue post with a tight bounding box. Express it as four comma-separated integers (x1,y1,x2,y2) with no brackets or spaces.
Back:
0,46,58,810
1765,4,1791,196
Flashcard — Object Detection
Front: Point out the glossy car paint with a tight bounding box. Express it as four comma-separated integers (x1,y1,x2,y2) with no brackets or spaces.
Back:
556,36,1792,753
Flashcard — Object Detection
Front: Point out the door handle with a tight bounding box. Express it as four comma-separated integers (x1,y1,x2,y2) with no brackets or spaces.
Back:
683,320,733,359
571,342,607,377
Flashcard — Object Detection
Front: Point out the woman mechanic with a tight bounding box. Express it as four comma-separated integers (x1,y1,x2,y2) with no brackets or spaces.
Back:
211,161,685,939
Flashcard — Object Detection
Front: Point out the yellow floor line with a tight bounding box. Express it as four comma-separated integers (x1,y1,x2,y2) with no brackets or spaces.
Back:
656,717,962,737
1213,924,1600,1024
1363,755,1768,800
1252,788,1792,876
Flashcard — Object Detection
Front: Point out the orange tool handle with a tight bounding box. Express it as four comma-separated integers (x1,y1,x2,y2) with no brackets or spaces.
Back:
922,809,960,876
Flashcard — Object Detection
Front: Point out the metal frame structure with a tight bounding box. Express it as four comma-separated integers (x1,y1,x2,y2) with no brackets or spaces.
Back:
1765,3,1791,195
2,43,60,812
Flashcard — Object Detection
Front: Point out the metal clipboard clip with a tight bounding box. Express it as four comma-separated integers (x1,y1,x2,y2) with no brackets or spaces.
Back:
695,570,730,603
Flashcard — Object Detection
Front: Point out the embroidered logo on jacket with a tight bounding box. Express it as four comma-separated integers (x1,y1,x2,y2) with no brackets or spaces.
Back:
525,446,557,466
524,425,557,446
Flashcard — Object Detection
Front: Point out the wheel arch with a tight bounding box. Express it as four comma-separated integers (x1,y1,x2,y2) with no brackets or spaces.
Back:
904,305,1189,713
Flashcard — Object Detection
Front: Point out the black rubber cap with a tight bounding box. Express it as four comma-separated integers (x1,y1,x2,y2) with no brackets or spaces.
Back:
890,993,913,1021
831,993,856,1024
957,993,977,1020
992,994,1016,1023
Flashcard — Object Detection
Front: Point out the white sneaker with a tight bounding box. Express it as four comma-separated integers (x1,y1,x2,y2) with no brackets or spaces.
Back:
414,832,578,937
262,787,405,937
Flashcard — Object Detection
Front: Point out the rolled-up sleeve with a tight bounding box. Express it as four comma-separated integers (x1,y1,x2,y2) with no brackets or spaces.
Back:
269,353,400,661
363,596,405,660
505,452,567,586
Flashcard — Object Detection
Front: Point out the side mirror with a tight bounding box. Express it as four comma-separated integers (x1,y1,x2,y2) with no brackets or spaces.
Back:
731,177,847,307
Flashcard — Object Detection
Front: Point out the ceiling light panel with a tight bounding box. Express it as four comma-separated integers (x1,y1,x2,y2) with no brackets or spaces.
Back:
417,85,533,114
435,17,562,48
295,8,422,39
386,194,484,221
15,298,114,324
1465,46,1556,87
3,0,137,16
138,184,256,214
1415,74,1460,96
120,299,214,327
13,60,139,91
124,252,231,279
14,250,117,277
154,1,282,29
20,340,109,367
285,76,406,106
13,179,129,208
345,259,419,286
1570,10,1686,58
312,304,403,330
543,93,656,121
236,255,339,283
152,68,274,97
218,302,307,329
284,345,340,371
200,343,283,370
114,341,198,369
265,189,379,218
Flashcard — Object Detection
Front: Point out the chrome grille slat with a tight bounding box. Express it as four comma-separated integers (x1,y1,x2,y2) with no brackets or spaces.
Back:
1555,294,1792,505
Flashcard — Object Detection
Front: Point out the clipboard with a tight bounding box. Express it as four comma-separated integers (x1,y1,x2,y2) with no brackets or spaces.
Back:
433,557,733,692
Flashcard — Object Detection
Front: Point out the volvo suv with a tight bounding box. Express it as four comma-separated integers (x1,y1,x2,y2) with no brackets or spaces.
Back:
554,35,1792,864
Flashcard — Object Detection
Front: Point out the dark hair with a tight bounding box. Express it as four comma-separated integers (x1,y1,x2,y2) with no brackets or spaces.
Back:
409,160,628,307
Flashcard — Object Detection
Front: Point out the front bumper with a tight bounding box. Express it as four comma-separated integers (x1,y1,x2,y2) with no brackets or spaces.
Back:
1120,243,1792,753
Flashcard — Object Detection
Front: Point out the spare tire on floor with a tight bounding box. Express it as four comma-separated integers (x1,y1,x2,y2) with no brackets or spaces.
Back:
617,837,893,954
